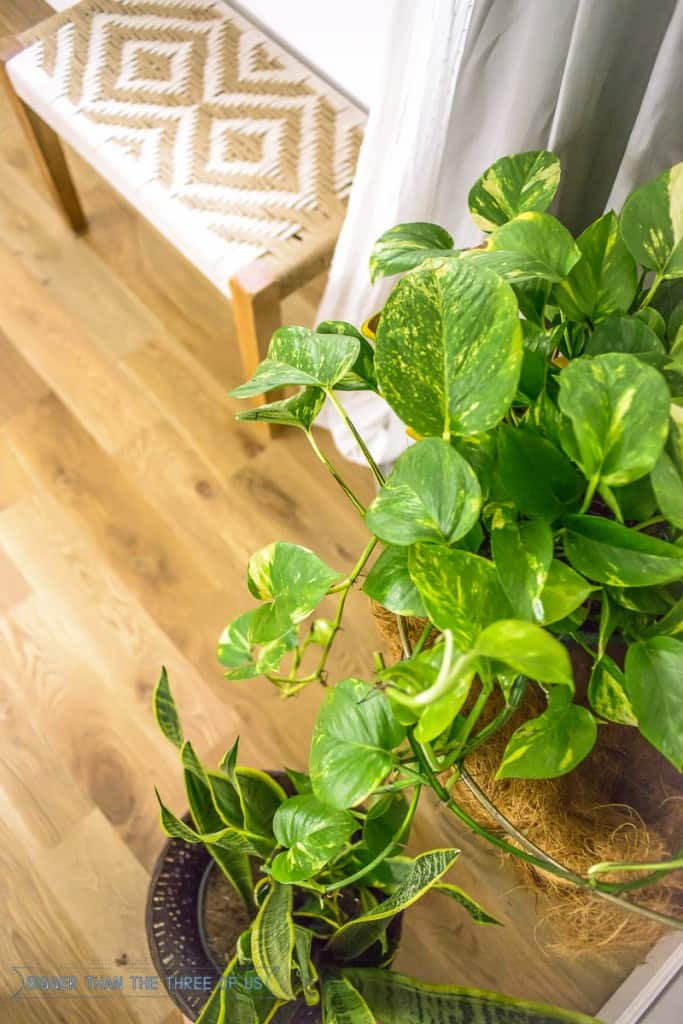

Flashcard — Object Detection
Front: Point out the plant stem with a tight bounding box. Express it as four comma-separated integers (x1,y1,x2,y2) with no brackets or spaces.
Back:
322,785,420,892
579,473,599,514
408,732,683,931
412,622,435,656
311,537,378,680
305,429,366,515
641,272,663,309
461,677,527,758
635,515,666,532
328,391,385,487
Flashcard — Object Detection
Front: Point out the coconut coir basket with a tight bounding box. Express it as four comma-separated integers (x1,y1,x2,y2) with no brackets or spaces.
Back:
373,604,683,954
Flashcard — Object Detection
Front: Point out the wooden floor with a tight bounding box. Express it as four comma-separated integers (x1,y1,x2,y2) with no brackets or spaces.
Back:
0,4,644,1021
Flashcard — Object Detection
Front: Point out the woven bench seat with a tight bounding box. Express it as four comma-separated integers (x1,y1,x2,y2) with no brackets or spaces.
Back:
2,0,365,428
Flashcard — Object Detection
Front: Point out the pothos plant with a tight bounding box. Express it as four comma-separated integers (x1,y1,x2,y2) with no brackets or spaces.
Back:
218,151,683,930
154,670,598,1024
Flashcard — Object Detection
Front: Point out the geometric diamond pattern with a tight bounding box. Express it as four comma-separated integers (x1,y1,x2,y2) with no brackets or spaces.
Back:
8,0,365,291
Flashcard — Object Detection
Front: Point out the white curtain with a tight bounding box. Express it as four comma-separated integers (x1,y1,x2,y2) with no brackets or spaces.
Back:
317,0,683,468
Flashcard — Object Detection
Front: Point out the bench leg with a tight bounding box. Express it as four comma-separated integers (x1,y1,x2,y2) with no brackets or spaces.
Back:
229,266,282,439
0,57,87,234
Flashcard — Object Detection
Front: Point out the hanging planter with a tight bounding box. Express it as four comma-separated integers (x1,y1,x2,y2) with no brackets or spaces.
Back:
373,607,683,952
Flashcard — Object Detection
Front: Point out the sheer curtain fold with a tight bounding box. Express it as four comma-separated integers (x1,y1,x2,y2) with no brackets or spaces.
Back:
318,0,682,467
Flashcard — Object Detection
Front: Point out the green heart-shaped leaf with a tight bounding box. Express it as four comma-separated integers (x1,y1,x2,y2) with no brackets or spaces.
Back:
271,795,356,882
584,315,666,367
236,387,326,430
563,515,683,586
370,222,455,282
465,213,580,283
558,353,670,486
588,656,637,726
625,637,683,769
497,690,597,779
554,212,637,321
491,514,553,622
325,849,460,960
475,620,573,686
362,793,409,857
375,259,522,438
316,320,377,391
538,560,596,625
362,546,426,617
651,448,683,528
247,542,341,643
620,163,683,278
468,150,561,232
495,425,583,520
310,678,406,809
365,439,481,546
408,544,511,645
231,327,360,397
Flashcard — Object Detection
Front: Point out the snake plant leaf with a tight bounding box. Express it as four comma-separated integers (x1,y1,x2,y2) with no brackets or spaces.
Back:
558,353,670,486
310,678,406,809
208,770,244,827
408,544,511,646
475,620,573,687
563,515,683,585
154,788,252,852
432,883,501,925
251,881,296,1001
369,222,455,282
491,514,553,622
196,958,277,1024
495,425,584,520
651,449,683,528
246,542,341,643
588,656,637,726
468,151,561,232
540,561,598,622
325,849,460,960
322,977,375,1024
341,968,599,1024
497,689,597,779
465,213,581,283
153,667,183,748
293,926,320,1007
555,212,638,321
238,768,287,838
270,795,356,882
365,439,482,546
231,326,360,397
236,387,326,430
179,747,256,911
362,545,426,617
625,637,683,769
584,314,666,367
316,320,377,391
620,162,683,278
375,259,522,438
636,306,667,339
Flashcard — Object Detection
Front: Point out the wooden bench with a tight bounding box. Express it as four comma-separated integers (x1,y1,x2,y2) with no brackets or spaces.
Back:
1,0,365,428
